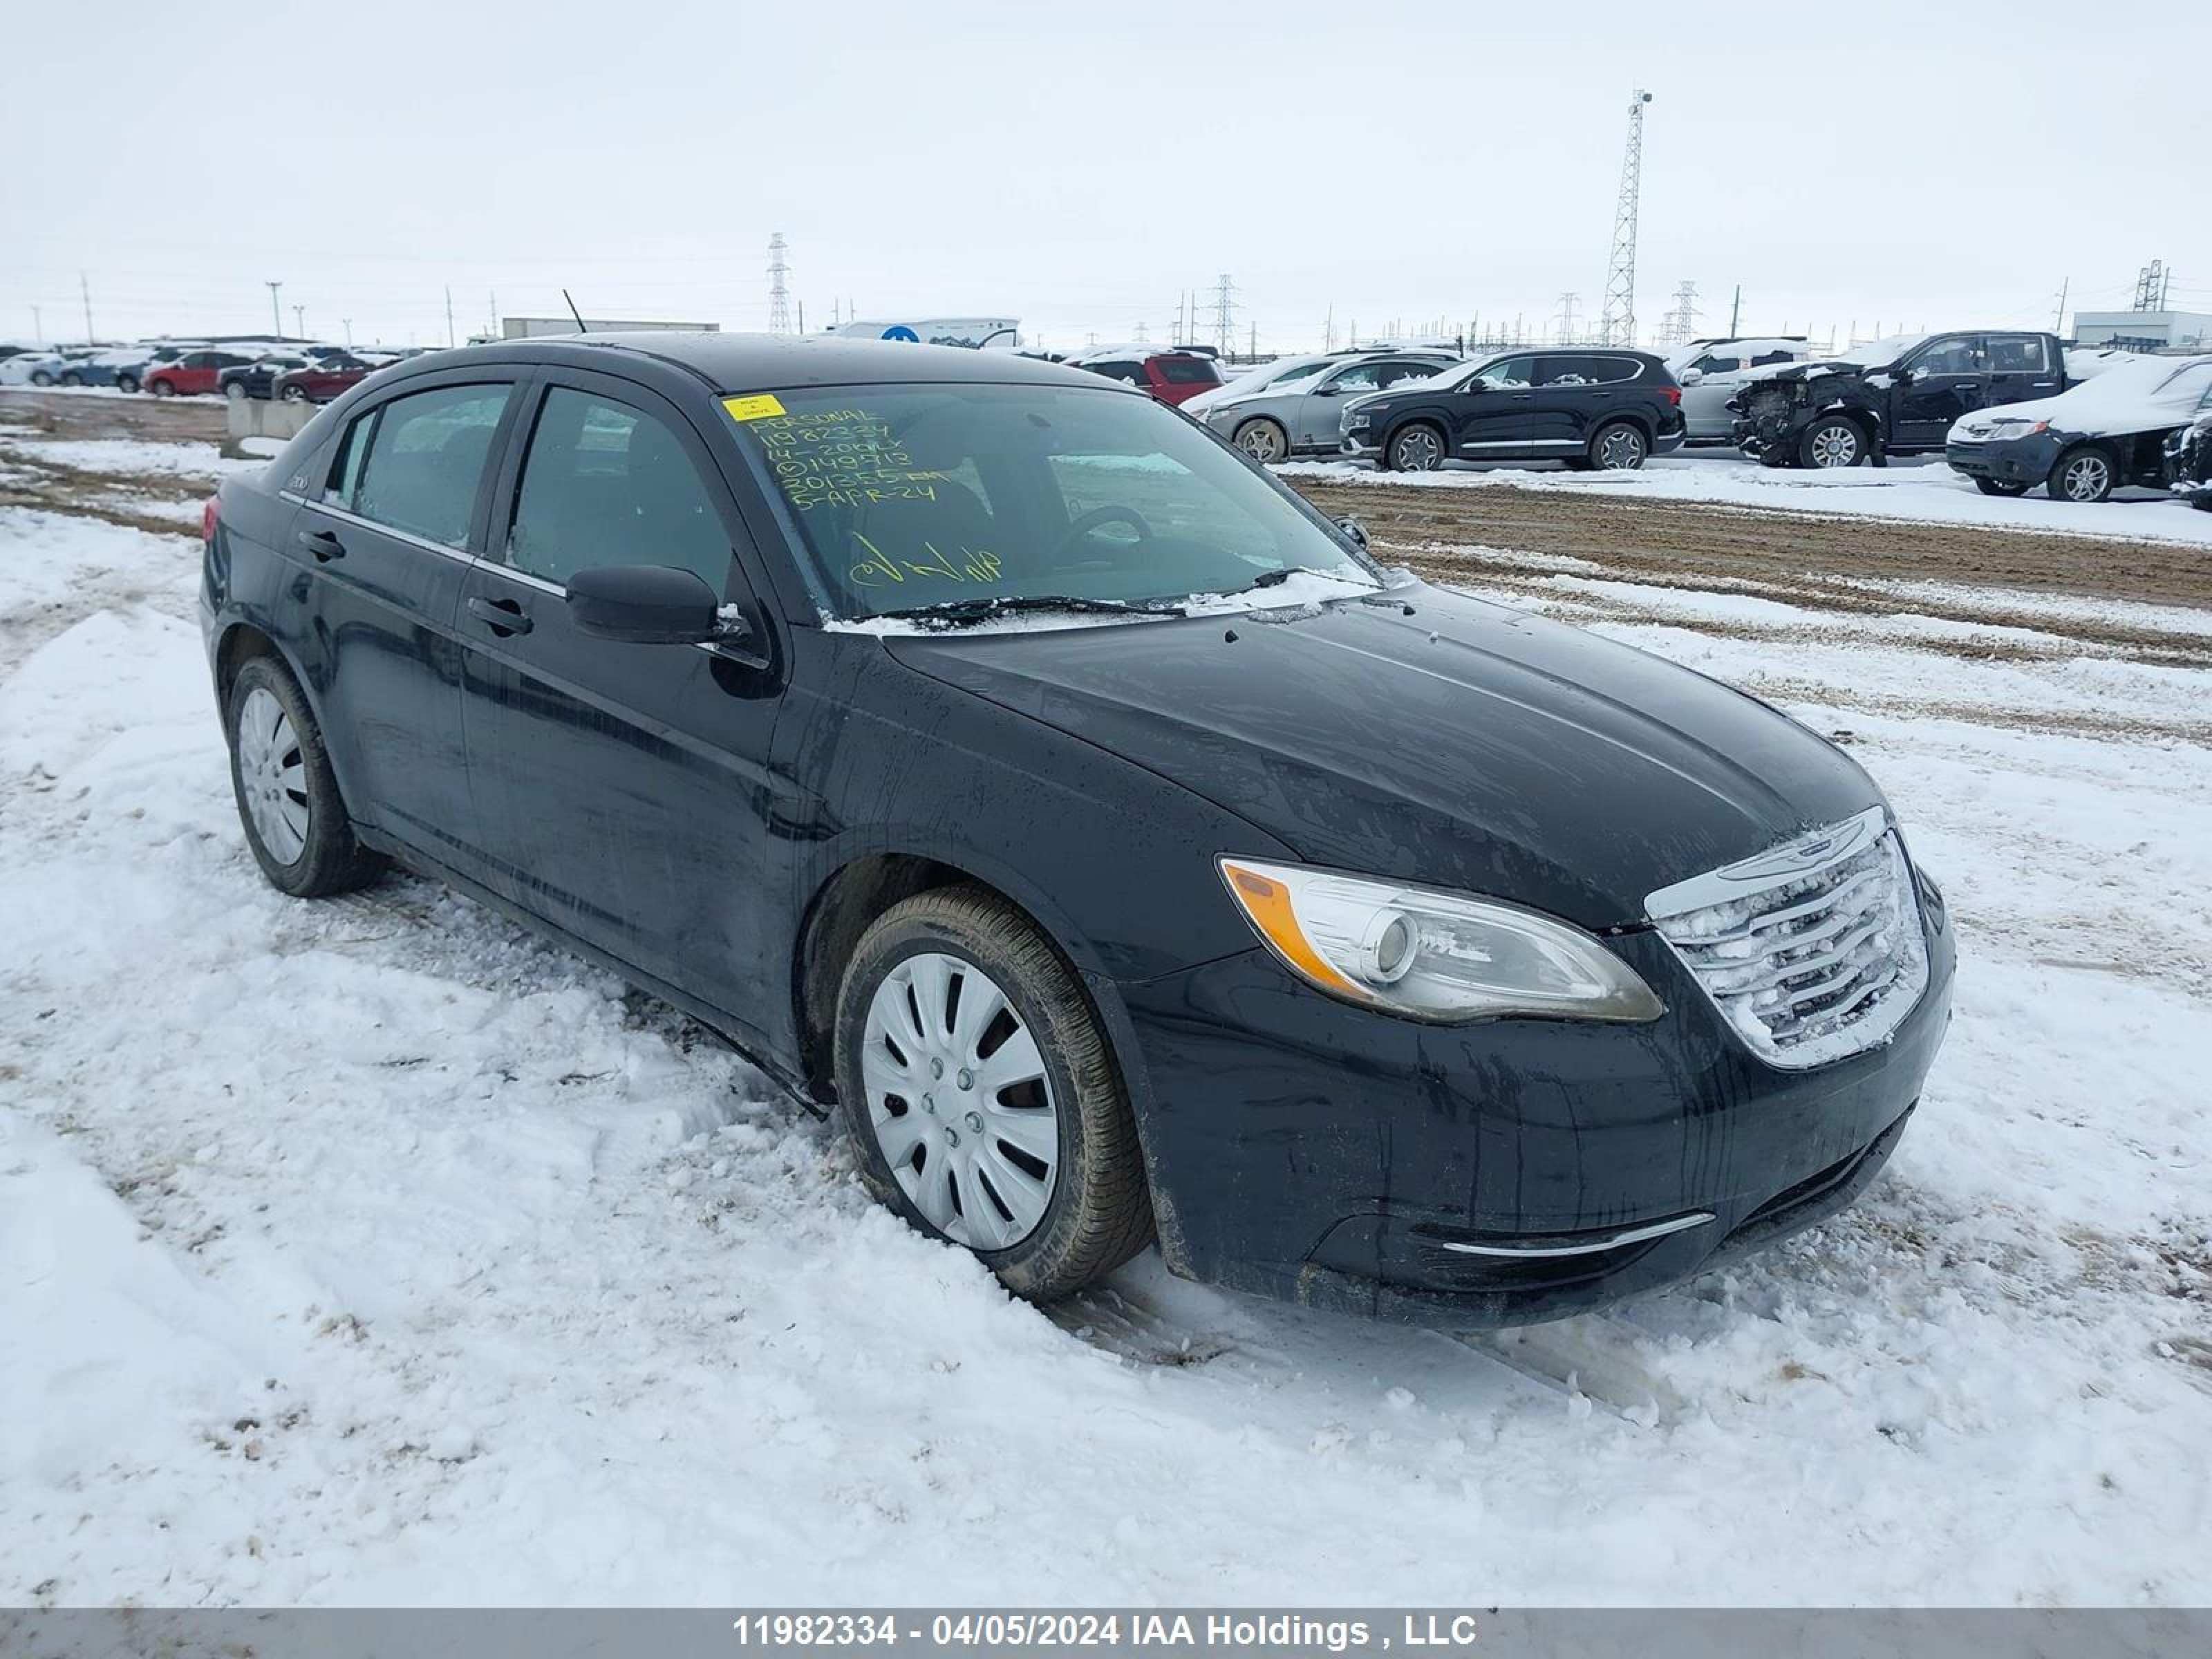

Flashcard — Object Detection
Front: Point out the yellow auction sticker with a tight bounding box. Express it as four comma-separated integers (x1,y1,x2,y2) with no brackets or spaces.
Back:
722,393,787,422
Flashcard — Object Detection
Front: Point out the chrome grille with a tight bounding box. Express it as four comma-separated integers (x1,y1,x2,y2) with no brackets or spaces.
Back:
1644,807,1929,1069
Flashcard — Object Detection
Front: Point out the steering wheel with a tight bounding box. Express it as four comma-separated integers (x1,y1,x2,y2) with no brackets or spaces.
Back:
1051,505,1154,561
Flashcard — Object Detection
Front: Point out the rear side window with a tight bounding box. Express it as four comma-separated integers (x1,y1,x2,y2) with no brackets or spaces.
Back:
1085,361,1143,384
1374,359,1443,388
1750,348,1797,367
1987,335,2050,373
1155,357,1220,386
1538,355,1642,386
339,384,512,548
505,387,733,594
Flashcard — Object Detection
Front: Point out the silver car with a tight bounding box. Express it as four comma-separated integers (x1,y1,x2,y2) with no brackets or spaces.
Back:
1665,338,1810,442
1201,350,1459,462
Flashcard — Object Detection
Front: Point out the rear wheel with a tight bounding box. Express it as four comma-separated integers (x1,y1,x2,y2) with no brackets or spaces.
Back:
834,886,1152,1301
1972,477,2030,498
116,373,139,395
1232,417,1288,465
1589,420,1649,471
59,371,82,387
2048,444,2114,503
150,378,176,397
224,380,247,401
1799,418,1867,469
281,383,309,403
223,656,383,898
1385,422,1446,472
29,370,53,387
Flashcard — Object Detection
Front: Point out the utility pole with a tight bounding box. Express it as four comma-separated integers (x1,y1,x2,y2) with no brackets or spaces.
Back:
292,304,306,338
1728,284,1741,337
1323,305,1335,353
80,271,95,341
2052,276,2069,336
767,233,793,335
342,318,353,347
265,280,283,339
1212,273,1237,359
1598,90,1653,346
797,299,805,335
1248,321,1257,362
444,286,456,348
30,304,41,343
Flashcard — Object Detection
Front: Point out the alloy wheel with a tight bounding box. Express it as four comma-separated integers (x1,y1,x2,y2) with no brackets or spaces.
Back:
1808,423,1860,467
1236,422,1286,464
2061,454,2110,501
236,686,310,863
1596,427,1645,469
861,951,1059,1250
1392,427,1443,470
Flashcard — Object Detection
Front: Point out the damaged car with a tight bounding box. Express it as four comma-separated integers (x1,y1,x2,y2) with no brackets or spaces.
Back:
1730,330,2126,469
1947,354,2212,503
2170,411,2212,512
203,334,1952,1329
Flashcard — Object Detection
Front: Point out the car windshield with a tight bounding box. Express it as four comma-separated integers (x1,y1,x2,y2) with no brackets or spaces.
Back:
722,382,1377,622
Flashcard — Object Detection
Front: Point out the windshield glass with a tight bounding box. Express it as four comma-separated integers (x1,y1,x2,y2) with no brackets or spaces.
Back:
722,383,1376,621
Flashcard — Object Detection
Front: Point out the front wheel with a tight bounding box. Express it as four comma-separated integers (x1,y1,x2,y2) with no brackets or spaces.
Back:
224,656,384,897
29,371,53,387
59,372,82,387
1799,418,1867,469
834,886,1152,1301
1973,477,2030,498
116,373,139,395
150,379,176,397
1232,417,1288,465
1385,422,1446,472
281,383,309,403
2048,444,2114,503
1589,420,1648,471
224,381,247,401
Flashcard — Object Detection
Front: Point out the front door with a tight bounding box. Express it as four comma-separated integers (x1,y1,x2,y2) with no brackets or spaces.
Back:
1891,334,1989,449
1447,356,1537,459
456,372,786,1024
292,375,521,872
1294,361,1386,450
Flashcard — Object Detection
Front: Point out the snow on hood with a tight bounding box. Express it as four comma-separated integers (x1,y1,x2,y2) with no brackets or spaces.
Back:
1951,355,2212,442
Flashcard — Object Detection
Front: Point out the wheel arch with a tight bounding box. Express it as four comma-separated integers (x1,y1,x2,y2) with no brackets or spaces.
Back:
1380,411,1449,462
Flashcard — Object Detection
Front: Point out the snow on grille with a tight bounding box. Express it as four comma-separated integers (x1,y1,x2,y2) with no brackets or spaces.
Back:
1647,820,1929,1070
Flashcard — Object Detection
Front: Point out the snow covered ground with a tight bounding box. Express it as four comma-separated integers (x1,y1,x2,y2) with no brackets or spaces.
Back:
2,427,2209,1609
1283,451,2212,549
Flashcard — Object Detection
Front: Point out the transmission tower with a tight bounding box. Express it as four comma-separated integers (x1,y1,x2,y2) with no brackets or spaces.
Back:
767,233,793,335
1212,273,1238,357
1554,292,1583,345
1660,279,1700,346
1599,89,1653,346
2133,259,2168,312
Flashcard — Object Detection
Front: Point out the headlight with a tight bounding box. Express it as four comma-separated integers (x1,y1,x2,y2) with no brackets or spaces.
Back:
1218,858,1663,1024
1344,411,1371,431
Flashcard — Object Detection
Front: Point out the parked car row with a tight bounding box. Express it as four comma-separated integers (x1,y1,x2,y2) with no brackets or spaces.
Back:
1944,352,2212,504
0,337,414,402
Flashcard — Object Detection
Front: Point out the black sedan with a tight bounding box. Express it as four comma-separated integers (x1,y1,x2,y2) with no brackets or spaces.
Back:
1340,348,1687,472
1947,353,2212,503
201,334,1949,1327
218,352,314,401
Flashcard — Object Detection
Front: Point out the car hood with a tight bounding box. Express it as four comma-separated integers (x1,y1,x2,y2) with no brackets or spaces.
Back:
884,582,1881,928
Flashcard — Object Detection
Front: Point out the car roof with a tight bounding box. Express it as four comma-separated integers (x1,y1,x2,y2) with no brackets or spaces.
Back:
395,332,1115,396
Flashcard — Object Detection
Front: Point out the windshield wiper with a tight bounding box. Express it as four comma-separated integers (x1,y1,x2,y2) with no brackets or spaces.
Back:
870,594,1188,627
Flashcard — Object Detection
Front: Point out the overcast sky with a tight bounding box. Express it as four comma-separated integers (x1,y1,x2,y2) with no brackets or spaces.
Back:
6,1,2206,355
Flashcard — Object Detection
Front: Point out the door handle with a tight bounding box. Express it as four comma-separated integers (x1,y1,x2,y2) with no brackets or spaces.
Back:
467,594,533,636
297,527,345,562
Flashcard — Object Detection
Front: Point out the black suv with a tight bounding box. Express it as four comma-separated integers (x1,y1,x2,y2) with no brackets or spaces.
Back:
1341,348,1686,471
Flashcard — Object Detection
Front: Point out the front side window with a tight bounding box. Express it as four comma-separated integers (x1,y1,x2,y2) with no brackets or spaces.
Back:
1470,356,1535,390
506,388,733,593
722,384,1374,621
344,384,511,547
1913,337,1984,376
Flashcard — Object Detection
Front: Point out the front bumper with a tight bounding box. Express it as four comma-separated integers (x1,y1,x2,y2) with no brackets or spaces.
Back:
1101,907,1954,1327
1339,431,1383,461
1947,435,2054,487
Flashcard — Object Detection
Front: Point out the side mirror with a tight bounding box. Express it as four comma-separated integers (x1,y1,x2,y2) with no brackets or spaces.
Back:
1889,367,1915,385
1334,515,1370,551
566,565,721,644
1678,368,1705,385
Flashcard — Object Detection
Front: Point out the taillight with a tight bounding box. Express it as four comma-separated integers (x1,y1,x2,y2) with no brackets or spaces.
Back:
201,496,220,543
1658,385,1683,407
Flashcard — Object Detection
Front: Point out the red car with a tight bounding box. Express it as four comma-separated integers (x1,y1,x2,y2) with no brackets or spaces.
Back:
272,353,391,404
1067,348,1224,408
144,348,263,397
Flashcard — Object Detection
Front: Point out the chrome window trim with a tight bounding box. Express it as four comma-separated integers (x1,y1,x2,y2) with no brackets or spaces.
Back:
282,491,476,565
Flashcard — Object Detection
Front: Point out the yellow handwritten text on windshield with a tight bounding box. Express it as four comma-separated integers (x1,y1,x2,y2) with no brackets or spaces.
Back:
747,406,948,513
849,533,1002,589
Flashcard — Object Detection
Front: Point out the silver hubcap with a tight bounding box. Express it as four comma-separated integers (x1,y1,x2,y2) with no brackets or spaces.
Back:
1395,429,1442,469
1597,427,1643,469
1237,423,1284,463
862,952,1058,1251
1809,424,1859,467
236,686,309,863
2063,456,2108,500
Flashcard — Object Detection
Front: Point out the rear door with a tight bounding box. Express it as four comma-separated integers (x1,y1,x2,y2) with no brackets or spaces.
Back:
289,372,524,871
1892,334,1988,449
1525,353,1625,454
1985,333,2061,409
456,370,786,1019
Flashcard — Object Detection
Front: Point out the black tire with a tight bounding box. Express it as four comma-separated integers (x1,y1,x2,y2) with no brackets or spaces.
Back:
2047,444,2115,503
1588,420,1649,471
833,885,1152,1301
59,371,82,388
2192,494,2212,514
281,383,309,403
1972,477,2030,497
1384,422,1447,472
29,371,53,387
223,655,384,898
116,373,139,395
223,379,247,401
150,379,176,397
1799,417,1868,469
1231,417,1289,465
